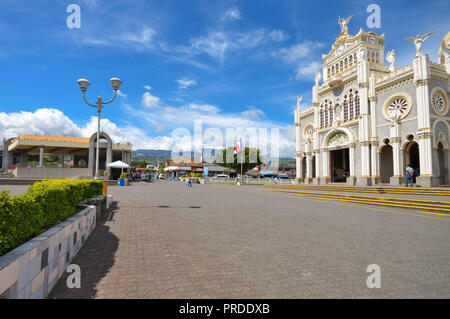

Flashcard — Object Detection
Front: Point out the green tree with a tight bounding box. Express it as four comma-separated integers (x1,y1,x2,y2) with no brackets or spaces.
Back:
215,147,262,175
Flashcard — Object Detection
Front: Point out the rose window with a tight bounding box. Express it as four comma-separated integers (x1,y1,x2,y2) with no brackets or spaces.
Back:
432,92,445,113
387,98,408,118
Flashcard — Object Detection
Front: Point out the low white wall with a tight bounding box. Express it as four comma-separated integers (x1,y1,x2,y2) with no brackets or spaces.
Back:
0,205,97,299
207,178,294,185
14,167,89,179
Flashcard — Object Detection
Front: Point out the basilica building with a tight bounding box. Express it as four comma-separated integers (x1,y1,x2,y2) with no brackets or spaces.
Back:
295,18,450,187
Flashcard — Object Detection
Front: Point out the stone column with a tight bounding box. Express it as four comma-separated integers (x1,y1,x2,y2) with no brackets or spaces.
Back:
347,143,356,185
20,151,28,168
39,146,44,167
414,53,437,187
106,142,112,179
389,122,403,185
2,139,9,172
321,148,330,184
295,152,303,182
370,141,380,185
369,88,380,184
305,153,312,184
357,49,371,185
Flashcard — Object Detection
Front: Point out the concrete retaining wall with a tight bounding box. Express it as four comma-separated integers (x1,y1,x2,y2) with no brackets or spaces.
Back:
14,167,89,179
0,205,98,299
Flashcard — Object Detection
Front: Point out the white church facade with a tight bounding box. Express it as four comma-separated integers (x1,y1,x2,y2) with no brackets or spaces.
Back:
295,17,450,187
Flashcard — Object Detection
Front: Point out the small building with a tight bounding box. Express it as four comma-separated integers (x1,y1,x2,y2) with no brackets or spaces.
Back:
164,158,235,179
1,133,132,179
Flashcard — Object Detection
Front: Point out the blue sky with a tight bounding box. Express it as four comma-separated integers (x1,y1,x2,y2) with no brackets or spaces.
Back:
0,0,449,156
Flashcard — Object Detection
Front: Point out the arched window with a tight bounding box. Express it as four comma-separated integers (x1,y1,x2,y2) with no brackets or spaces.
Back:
343,95,349,121
349,55,353,65
345,58,348,67
340,61,343,71
320,105,324,128
349,90,354,119
329,101,334,124
440,55,445,65
331,66,335,74
324,100,329,127
354,90,360,118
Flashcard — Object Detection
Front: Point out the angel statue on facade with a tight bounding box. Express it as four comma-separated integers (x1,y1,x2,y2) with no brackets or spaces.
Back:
338,14,353,34
315,71,322,86
405,32,434,57
297,96,303,109
386,50,396,72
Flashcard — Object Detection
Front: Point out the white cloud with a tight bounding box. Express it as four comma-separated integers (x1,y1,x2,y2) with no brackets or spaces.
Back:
273,41,325,64
0,108,81,138
184,29,289,64
142,91,160,108
268,30,289,42
0,107,296,157
223,7,242,21
78,27,157,52
296,61,321,80
117,90,127,98
143,85,152,90
241,107,265,119
187,103,219,113
176,78,197,90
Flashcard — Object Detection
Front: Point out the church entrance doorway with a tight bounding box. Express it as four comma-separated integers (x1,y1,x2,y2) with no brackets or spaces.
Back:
379,144,394,183
437,142,447,185
330,148,349,182
311,155,316,178
302,157,306,178
406,141,420,182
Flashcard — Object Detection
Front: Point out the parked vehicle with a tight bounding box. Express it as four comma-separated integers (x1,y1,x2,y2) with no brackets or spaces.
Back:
214,174,230,178
275,174,289,179
157,174,165,179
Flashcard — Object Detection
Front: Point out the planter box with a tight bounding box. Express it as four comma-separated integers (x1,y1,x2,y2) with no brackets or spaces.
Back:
0,204,99,299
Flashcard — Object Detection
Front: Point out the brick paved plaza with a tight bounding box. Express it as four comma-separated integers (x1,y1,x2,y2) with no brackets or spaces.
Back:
48,181,450,298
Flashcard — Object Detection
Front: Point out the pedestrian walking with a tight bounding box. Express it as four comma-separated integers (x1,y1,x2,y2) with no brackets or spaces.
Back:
405,163,414,187
187,178,192,187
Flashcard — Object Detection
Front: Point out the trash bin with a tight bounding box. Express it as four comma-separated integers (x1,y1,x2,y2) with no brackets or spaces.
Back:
118,178,125,186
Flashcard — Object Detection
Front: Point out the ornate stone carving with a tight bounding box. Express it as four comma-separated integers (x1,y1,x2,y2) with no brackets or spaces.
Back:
328,132,349,147
415,79,429,87
418,132,433,139
305,126,315,142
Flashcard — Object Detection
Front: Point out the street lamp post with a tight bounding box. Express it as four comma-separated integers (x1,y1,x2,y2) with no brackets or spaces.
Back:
77,78,122,179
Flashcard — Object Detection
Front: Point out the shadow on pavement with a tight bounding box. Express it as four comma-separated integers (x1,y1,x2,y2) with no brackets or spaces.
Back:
48,202,120,299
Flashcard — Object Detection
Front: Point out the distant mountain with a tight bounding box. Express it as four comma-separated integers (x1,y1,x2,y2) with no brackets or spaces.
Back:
132,149,295,165
132,149,172,158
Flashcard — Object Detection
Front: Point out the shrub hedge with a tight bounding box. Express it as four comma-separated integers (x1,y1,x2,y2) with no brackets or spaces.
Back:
0,179,103,256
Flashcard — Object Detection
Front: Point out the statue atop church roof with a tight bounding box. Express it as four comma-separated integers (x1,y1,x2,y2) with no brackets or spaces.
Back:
405,32,434,57
338,14,353,35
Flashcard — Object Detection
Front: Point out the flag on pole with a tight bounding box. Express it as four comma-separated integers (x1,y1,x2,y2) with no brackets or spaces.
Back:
234,137,243,155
